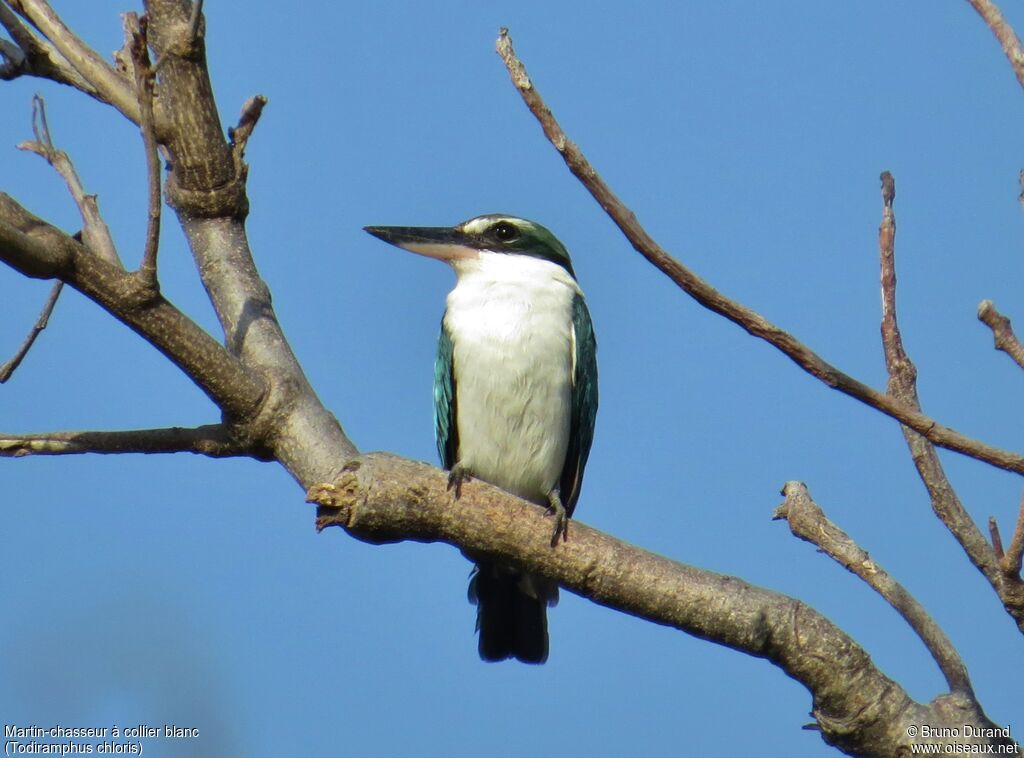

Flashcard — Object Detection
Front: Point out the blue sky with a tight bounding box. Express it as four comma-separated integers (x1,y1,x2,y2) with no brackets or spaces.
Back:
2,2,1023,755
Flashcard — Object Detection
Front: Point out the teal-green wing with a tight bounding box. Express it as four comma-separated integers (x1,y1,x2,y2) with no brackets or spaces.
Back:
434,321,458,470
561,294,598,517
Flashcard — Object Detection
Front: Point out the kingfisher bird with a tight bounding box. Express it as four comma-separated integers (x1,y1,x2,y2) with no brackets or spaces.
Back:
364,214,598,664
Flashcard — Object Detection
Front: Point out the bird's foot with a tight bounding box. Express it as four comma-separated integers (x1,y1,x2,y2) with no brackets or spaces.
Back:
447,463,472,499
546,489,569,547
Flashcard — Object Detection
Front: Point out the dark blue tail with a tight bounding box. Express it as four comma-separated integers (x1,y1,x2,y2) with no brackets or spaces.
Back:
469,562,549,664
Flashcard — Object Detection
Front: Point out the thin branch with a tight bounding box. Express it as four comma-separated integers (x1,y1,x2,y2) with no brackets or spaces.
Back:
0,192,266,421
774,481,974,697
0,279,61,382
309,452,1015,756
0,35,24,76
494,28,1024,478
878,172,906,373
876,173,987,559
990,516,1006,560
965,0,1024,91
0,424,261,458
17,95,121,266
124,13,161,288
977,300,1024,370
876,173,1024,633
228,94,267,169
8,0,141,124
0,2,97,93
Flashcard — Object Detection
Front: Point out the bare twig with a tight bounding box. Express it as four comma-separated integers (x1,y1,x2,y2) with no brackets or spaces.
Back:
17,95,121,266
0,280,62,382
124,13,161,289
228,94,267,168
8,0,141,123
875,173,1024,632
990,516,1006,560
977,300,1024,370
495,28,1024,478
878,172,905,372
965,0,1024,91
774,481,974,697
1004,494,1024,578
0,424,261,458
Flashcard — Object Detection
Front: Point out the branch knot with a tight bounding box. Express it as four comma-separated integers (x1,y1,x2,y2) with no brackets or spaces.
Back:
165,167,249,219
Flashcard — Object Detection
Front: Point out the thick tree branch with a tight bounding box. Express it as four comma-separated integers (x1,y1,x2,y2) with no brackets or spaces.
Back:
775,481,974,698
185,0,203,51
0,279,61,382
145,0,238,213
978,299,1024,371
310,453,1015,757
0,201,72,275
0,424,259,458
965,0,1024,91
495,28,1024,478
876,172,1024,633
138,0,356,484
1,3,354,486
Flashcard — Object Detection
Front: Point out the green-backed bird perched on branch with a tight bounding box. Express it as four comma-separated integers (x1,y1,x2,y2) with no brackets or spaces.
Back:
365,214,599,664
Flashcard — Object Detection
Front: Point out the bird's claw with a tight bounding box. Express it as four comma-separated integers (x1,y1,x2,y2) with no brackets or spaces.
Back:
447,464,472,499
546,489,569,547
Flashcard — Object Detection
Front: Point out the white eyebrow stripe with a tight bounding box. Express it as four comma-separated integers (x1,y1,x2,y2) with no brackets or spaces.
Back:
459,216,535,236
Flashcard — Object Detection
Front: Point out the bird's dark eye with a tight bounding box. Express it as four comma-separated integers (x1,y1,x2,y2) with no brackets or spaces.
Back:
490,222,519,242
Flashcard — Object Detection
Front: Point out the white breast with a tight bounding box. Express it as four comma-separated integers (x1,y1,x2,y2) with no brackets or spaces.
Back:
445,253,580,505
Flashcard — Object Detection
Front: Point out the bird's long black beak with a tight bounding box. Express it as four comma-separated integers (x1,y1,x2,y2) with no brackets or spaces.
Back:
363,225,478,262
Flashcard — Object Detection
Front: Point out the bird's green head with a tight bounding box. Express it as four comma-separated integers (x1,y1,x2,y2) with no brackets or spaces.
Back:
364,214,576,279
